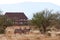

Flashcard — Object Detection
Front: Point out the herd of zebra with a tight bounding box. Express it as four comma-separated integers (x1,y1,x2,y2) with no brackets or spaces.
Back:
14,27,31,34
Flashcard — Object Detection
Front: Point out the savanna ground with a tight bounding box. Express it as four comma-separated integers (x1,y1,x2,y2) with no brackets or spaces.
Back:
0,26,60,40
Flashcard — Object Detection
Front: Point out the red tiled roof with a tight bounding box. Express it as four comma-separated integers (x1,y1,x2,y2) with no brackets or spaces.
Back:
5,12,28,19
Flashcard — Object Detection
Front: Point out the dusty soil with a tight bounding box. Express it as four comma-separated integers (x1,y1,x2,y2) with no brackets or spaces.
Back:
0,34,60,40
0,26,60,40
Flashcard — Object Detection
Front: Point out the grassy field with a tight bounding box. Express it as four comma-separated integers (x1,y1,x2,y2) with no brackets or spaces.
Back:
0,26,60,40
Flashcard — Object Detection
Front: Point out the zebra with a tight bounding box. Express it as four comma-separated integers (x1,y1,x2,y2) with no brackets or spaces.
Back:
14,27,31,34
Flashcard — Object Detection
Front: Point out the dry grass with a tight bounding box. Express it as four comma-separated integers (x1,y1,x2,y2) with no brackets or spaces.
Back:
0,34,60,40
0,26,60,40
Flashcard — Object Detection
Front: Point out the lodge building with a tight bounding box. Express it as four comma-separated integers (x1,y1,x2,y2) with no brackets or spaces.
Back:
5,12,28,25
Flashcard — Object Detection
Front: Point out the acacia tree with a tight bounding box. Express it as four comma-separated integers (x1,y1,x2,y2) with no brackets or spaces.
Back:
0,12,13,34
31,10,60,34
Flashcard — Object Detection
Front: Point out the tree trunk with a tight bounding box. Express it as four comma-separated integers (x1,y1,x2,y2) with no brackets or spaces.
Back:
42,26,46,34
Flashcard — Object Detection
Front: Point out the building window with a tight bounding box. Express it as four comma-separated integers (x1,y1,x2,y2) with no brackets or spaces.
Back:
20,19,26,21
19,22,23,24
15,22,18,24
24,19,26,21
20,19,23,21
7,19,11,21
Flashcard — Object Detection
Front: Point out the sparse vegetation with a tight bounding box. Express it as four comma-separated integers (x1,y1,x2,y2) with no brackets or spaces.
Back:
31,10,60,34
0,11,13,34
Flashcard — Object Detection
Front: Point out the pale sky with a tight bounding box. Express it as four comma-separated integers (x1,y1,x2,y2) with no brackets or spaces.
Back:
0,0,60,6
0,0,60,19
